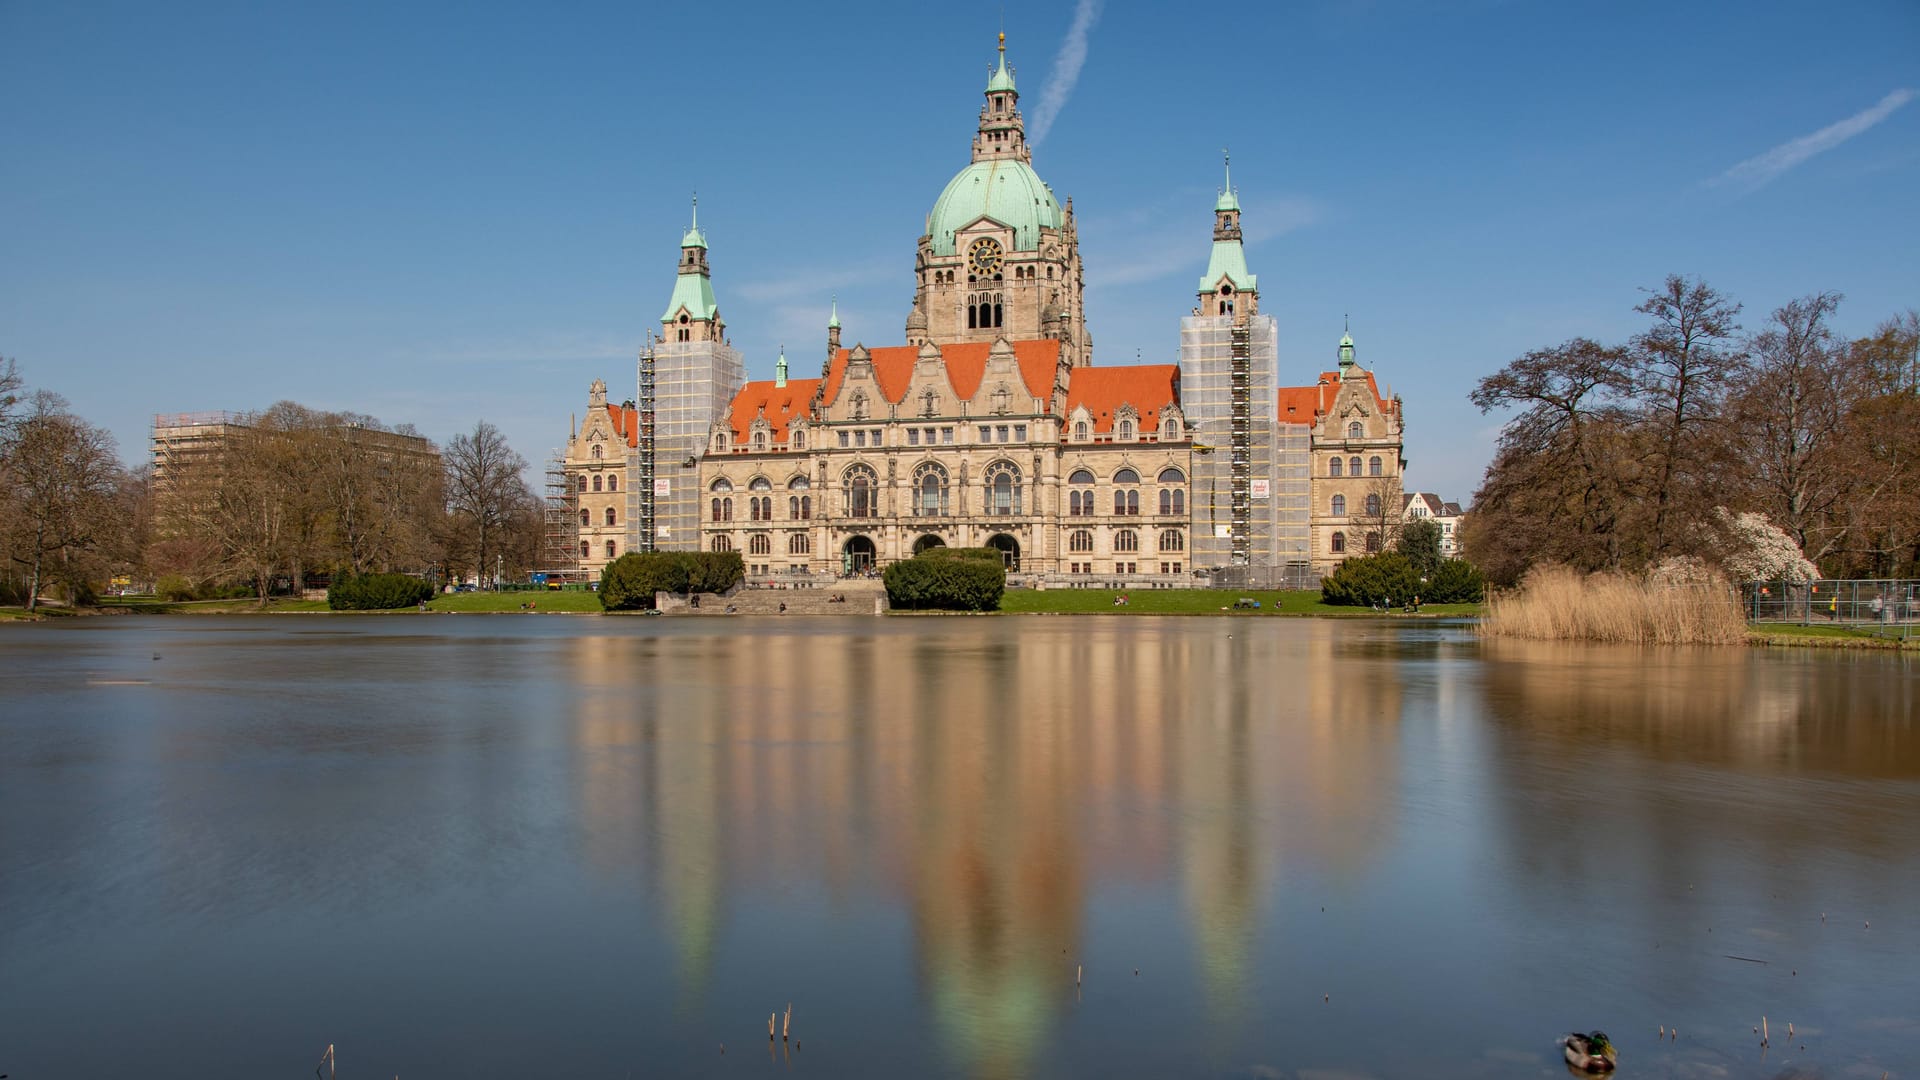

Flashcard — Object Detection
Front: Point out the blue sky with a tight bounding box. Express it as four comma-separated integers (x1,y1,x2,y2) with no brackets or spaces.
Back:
4,1,1916,501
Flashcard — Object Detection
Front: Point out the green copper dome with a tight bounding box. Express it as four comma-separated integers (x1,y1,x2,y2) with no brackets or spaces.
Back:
926,159,1062,256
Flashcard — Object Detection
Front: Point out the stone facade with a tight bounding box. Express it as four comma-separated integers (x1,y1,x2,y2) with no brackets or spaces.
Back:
564,36,1406,585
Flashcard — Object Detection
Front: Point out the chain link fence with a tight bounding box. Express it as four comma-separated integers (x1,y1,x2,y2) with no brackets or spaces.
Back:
1742,579,1919,639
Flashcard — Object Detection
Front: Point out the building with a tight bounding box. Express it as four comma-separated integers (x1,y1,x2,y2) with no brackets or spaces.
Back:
565,35,1406,584
1401,492,1465,557
151,410,439,492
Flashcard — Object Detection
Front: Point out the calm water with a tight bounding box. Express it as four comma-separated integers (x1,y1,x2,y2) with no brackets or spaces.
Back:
1,616,1915,1079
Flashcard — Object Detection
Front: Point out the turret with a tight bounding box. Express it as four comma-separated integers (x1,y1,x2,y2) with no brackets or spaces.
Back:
661,195,724,343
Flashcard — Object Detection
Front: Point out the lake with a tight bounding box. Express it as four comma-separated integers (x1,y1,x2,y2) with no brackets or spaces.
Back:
1,615,1915,1078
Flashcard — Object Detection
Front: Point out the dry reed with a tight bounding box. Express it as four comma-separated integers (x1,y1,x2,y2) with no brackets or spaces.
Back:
1482,565,1748,645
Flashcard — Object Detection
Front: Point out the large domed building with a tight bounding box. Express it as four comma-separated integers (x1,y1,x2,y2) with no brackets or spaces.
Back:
561,37,1404,586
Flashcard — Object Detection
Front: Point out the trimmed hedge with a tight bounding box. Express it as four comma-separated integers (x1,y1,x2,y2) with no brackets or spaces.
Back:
328,572,434,610
914,546,1004,564
600,551,745,611
884,552,1005,611
1321,551,1485,606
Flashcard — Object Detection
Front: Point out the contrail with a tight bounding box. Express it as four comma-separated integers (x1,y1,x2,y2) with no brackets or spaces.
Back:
1030,0,1102,146
1713,88,1915,189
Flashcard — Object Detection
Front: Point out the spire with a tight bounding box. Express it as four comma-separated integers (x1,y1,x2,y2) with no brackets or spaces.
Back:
987,31,1016,93
1215,147,1241,213
775,345,788,388
1339,322,1357,368
827,295,840,329
681,193,706,250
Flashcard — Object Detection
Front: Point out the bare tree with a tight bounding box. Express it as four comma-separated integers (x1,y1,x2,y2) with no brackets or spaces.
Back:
443,421,528,588
1629,276,1744,556
2,391,124,609
1727,293,1850,563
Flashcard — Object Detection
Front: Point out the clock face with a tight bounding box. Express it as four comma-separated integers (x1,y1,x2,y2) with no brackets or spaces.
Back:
967,236,1004,275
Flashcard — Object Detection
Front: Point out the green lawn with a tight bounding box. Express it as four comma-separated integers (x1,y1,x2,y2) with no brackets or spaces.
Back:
100,596,331,614
998,587,1482,617
425,590,604,613
1748,622,1918,648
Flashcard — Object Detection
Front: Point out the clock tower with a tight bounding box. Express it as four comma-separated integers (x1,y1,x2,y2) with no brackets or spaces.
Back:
909,35,1090,365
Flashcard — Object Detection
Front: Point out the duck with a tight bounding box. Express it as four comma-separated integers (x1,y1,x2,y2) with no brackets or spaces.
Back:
1560,1031,1617,1072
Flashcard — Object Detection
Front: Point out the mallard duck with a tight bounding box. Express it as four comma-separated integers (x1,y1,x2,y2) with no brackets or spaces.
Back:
1560,1031,1617,1072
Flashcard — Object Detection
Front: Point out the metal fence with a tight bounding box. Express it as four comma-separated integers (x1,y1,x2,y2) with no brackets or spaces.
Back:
1742,579,1919,638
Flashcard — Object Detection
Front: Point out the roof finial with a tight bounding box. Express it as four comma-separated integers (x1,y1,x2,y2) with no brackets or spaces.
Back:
690,192,697,229
828,294,840,329
1222,146,1232,196
998,29,1006,54
1344,312,1349,333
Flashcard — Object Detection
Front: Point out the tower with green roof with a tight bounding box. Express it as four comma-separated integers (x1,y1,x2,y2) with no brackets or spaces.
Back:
909,34,1090,367
635,196,744,552
1179,156,1308,583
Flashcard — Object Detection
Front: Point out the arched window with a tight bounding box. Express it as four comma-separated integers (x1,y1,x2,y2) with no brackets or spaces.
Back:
606,540,617,558
1114,468,1140,484
1348,421,1363,440
591,444,602,459
1117,418,1134,441
750,534,771,555
711,497,731,522
577,475,587,493
985,461,1021,515
1365,493,1381,517
1349,456,1362,476
1115,530,1139,553
605,507,617,527
791,475,812,520
1332,494,1346,516
592,475,602,492
1069,469,1094,517
1158,529,1184,552
1074,420,1089,441
580,509,590,527
606,475,617,492
789,532,810,555
1370,456,1383,477
1112,469,1140,516
844,464,878,518
914,462,949,516
710,478,733,493
580,540,589,558
1366,532,1382,553
1331,531,1346,554
1158,467,1184,484
715,433,728,452
1156,468,1186,516
1069,529,1094,552
1330,457,1343,478
712,535,732,552
791,429,805,451
1164,418,1180,440
752,430,768,451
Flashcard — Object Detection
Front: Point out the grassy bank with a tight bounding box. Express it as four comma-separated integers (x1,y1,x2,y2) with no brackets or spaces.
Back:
1748,623,1919,650
999,588,1481,617
425,591,602,613
91,592,602,614
1483,566,1747,645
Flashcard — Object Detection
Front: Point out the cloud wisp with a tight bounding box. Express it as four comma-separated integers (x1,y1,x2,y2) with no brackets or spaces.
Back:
1029,0,1102,146
1713,88,1916,190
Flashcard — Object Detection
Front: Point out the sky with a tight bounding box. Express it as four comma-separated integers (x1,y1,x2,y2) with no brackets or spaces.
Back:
4,0,1917,502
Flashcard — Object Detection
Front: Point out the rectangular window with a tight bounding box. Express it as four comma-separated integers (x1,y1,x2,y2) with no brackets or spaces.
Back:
838,430,850,448
1014,424,1027,442
908,429,920,445
1173,562,1181,575
855,430,866,447
942,427,954,444
924,427,936,444
996,425,1009,443
978,426,991,443
871,429,882,446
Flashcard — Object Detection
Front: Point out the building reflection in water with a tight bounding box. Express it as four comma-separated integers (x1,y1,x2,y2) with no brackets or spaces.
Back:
567,619,1406,1076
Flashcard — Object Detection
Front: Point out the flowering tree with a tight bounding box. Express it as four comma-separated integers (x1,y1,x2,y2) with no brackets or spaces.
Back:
1713,508,1820,583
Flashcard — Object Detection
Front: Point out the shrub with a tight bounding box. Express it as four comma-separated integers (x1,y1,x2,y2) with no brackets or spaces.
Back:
1425,558,1486,603
1320,552,1420,606
915,547,1004,564
884,554,1005,611
156,574,198,602
328,572,433,610
600,551,744,610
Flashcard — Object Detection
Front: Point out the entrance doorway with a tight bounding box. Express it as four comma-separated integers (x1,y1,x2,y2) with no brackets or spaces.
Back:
912,534,946,555
843,535,877,575
986,533,1020,571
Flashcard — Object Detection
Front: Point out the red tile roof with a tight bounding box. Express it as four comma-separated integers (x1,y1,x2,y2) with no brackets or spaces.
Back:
1275,370,1396,426
1063,364,1180,435
819,340,1062,407
603,403,639,448
722,378,823,444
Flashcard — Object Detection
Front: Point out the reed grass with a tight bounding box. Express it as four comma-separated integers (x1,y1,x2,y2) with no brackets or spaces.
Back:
1482,564,1748,645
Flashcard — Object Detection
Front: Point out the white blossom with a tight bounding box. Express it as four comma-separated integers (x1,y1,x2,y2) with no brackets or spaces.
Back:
1713,508,1821,583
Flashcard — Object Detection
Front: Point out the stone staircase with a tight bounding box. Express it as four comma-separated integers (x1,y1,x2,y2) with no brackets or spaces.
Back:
659,579,889,616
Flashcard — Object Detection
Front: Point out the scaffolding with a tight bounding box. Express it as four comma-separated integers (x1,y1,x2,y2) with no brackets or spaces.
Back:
542,449,580,580
642,336,745,551
1180,312,1279,575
